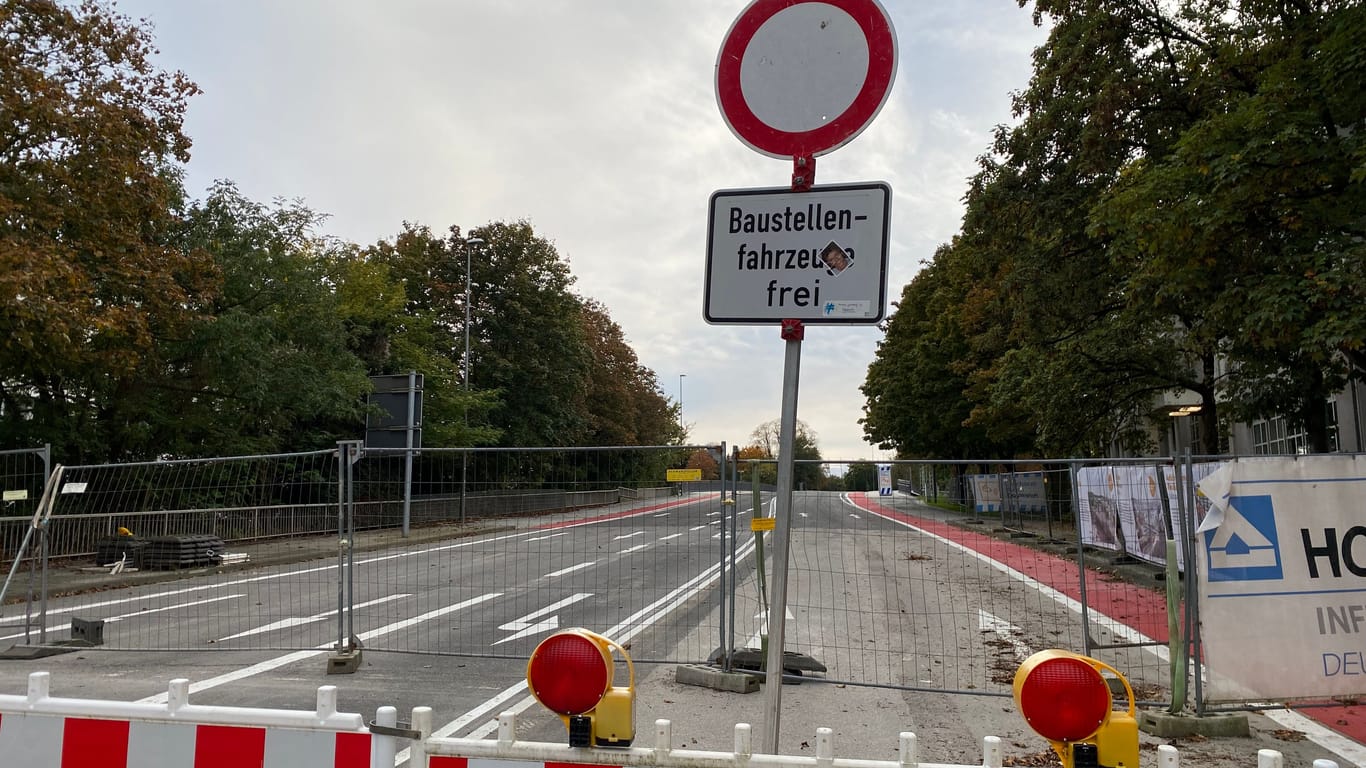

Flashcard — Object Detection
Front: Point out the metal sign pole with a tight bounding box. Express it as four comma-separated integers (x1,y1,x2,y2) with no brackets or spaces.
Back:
761,321,802,754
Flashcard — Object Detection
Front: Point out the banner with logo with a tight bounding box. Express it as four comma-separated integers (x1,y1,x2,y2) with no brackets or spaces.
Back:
1197,455,1366,701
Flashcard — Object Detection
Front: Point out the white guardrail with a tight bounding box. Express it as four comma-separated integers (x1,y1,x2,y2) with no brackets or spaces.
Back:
0,672,1337,768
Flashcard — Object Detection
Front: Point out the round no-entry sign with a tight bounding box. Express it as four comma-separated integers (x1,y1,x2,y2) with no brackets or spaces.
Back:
715,0,898,159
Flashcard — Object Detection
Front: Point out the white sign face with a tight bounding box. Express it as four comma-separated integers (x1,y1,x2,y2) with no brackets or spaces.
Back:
705,182,890,324
716,0,898,158
1197,456,1366,701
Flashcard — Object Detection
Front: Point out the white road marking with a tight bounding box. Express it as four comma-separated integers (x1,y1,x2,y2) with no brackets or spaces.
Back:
215,594,410,642
136,592,502,704
658,533,684,542
612,531,644,541
524,532,569,542
492,593,593,646
851,493,1366,767
544,562,595,578
746,607,794,649
978,609,1032,661
689,525,709,531
0,594,244,641
620,544,650,554
400,536,764,761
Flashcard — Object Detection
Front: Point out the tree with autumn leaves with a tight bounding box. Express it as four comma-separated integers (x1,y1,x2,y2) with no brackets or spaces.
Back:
862,0,1365,458
0,1,682,463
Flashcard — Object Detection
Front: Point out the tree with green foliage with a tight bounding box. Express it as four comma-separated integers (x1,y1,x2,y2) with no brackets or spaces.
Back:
843,462,878,492
163,182,371,455
0,0,214,461
748,418,824,490
361,224,500,447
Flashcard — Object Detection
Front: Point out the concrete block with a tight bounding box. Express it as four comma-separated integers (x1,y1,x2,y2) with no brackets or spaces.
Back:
675,664,760,693
1138,709,1250,738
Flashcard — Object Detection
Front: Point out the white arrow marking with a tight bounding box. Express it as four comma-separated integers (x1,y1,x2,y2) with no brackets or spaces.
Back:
978,609,1032,661
492,593,593,646
215,594,410,642
746,607,795,649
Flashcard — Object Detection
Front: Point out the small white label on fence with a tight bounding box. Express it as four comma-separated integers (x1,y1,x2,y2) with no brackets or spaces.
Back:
60,482,88,494
2,490,27,501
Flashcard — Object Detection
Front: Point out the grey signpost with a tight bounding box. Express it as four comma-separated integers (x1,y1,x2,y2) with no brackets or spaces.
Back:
366,373,423,536
710,0,898,752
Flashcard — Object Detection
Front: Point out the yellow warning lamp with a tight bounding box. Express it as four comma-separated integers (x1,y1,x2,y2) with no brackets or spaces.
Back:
1013,650,1139,768
526,628,635,748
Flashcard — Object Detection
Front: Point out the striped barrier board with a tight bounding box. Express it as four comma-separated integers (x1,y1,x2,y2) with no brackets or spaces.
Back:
0,672,383,768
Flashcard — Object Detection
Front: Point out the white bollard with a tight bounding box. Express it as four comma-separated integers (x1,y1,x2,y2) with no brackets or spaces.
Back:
372,705,397,768
655,719,673,755
1311,760,1340,768
816,727,834,767
1258,749,1284,768
411,706,433,767
167,678,189,713
27,671,49,705
1157,743,1179,767
315,685,338,720
982,735,1002,768
735,723,753,757
898,732,918,768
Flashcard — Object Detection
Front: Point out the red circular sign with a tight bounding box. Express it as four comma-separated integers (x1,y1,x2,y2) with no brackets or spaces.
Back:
716,0,897,159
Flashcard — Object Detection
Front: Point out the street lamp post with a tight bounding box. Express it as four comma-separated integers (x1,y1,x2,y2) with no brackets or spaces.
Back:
679,373,686,437
462,236,485,523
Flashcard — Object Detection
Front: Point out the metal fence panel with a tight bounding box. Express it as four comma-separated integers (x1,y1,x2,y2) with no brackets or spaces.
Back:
16,449,344,651
744,459,1179,708
344,445,729,663
0,446,50,567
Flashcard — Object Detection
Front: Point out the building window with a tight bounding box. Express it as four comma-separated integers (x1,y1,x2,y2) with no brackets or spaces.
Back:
1251,402,1339,454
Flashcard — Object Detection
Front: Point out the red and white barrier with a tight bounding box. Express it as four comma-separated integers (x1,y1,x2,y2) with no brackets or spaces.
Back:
0,673,1342,768
0,671,385,768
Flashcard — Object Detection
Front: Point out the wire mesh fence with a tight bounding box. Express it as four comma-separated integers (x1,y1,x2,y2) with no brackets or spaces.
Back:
343,445,730,662
7,445,1210,713
739,459,1188,706
1,446,51,566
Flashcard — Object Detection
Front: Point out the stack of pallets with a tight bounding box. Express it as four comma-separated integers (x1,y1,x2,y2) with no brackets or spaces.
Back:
142,535,225,570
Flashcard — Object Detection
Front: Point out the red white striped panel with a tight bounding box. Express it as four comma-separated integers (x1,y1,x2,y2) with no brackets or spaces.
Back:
0,713,371,768
429,759,623,768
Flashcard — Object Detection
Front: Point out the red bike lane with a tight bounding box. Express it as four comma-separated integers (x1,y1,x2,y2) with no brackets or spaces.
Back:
849,493,1366,750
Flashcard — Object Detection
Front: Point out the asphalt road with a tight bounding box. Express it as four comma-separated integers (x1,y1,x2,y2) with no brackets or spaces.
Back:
0,491,1359,767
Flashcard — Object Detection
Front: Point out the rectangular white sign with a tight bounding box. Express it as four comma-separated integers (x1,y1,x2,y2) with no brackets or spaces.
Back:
704,182,890,324
1197,455,1366,701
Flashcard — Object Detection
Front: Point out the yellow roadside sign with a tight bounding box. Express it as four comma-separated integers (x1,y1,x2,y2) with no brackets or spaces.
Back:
750,517,776,531
666,468,703,482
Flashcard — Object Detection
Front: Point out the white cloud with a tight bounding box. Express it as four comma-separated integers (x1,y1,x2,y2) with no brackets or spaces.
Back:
121,0,1047,464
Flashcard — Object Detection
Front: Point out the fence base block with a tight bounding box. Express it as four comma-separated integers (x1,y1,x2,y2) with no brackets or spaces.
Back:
1138,709,1250,738
675,664,760,693
327,647,363,675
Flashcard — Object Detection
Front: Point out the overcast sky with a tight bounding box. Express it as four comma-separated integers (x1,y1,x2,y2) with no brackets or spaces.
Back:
117,0,1048,463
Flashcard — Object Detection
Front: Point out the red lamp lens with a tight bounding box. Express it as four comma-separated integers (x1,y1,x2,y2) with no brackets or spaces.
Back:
527,632,610,715
1017,656,1111,741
